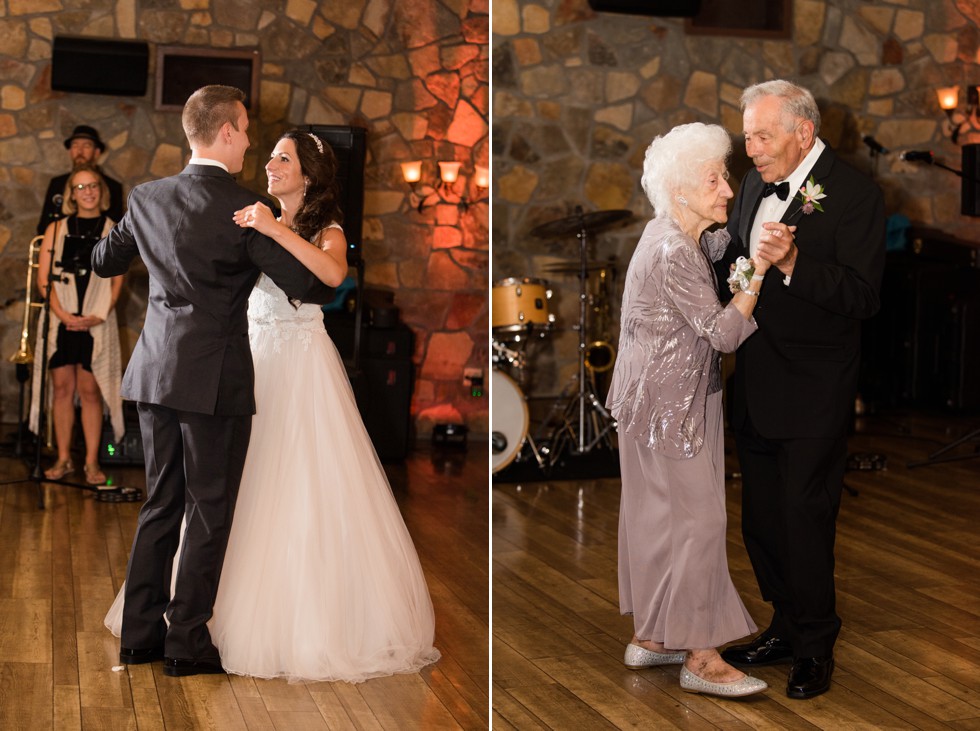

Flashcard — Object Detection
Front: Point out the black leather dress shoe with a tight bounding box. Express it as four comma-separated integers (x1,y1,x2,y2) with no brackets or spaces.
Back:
787,656,834,699
721,634,793,666
119,645,165,665
163,657,225,677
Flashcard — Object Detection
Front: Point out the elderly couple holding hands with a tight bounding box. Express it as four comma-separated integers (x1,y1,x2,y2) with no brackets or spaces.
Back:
608,79,885,699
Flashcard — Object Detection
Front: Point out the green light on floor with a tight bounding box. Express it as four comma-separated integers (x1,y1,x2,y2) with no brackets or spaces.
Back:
106,443,116,456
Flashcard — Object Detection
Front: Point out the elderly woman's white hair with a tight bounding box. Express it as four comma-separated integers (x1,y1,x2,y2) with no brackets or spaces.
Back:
641,123,732,218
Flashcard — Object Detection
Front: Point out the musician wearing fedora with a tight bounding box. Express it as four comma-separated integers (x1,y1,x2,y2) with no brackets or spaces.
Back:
719,79,886,700
37,125,124,236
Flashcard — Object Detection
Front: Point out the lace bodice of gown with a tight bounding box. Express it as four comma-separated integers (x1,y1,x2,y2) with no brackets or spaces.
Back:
247,224,340,353
248,275,325,352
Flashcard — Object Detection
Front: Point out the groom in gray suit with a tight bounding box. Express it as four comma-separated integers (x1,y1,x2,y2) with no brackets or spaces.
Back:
92,85,334,676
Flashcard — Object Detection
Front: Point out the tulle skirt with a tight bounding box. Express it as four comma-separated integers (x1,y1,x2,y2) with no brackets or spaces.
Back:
106,325,440,682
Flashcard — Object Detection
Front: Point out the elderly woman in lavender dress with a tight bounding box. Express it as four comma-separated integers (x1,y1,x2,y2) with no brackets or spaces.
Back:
607,122,788,698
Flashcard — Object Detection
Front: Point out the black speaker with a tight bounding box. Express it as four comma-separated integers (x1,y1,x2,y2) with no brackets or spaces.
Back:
962,143,980,217
302,125,367,265
52,36,149,97
587,0,701,16
325,315,414,461
353,359,414,462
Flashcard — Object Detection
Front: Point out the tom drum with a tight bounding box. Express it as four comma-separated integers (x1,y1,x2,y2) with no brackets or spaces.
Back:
491,277,553,334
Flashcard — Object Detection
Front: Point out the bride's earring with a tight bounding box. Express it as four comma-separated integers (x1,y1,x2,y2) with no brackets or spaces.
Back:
303,178,310,199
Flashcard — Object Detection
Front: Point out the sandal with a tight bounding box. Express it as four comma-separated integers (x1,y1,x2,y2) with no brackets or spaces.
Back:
44,459,74,480
84,463,108,486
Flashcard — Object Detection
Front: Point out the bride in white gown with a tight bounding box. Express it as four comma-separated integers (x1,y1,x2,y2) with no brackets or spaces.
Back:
106,130,440,682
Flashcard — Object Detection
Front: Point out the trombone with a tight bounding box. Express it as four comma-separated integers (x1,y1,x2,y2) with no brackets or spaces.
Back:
9,236,44,365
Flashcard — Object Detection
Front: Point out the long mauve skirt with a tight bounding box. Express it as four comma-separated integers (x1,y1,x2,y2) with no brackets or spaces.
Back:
618,391,757,650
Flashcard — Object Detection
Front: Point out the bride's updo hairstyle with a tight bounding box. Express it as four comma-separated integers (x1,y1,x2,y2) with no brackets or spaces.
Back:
641,122,731,219
280,129,344,243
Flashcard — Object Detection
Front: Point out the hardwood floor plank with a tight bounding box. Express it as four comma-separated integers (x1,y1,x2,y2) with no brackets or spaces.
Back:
323,682,386,730
305,685,368,730
490,685,551,730
130,686,166,731
54,683,83,730
0,447,487,728
421,654,490,729
493,410,980,729
0,662,53,729
355,671,465,730
505,681,620,729
0,597,50,663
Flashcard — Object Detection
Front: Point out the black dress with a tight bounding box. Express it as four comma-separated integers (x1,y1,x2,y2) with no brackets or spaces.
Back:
48,215,104,372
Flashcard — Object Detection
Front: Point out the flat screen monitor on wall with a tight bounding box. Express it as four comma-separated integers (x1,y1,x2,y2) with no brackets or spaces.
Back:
155,46,260,112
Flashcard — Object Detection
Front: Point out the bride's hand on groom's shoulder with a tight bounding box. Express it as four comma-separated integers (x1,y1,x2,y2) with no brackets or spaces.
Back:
233,202,277,235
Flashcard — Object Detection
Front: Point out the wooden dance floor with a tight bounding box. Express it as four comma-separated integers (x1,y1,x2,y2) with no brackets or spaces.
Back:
493,410,980,729
0,443,488,730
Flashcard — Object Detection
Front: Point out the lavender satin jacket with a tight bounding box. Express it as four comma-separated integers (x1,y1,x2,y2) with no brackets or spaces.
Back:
606,217,758,458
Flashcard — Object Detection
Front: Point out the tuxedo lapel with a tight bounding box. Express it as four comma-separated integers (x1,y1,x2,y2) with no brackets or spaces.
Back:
740,174,765,254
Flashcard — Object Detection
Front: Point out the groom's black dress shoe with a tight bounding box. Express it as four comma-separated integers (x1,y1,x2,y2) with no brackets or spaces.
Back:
163,657,225,677
721,634,793,666
787,656,834,699
119,645,165,665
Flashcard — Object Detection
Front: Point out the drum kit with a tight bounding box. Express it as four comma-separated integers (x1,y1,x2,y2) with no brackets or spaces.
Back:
491,207,631,475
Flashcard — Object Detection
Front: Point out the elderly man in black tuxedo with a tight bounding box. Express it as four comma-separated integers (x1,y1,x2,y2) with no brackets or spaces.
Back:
92,85,334,677
718,80,885,699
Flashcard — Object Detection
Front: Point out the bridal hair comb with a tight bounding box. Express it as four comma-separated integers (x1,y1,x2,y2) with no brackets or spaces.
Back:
307,133,324,154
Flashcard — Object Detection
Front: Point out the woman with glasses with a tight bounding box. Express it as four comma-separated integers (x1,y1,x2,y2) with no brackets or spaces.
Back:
30,164,124,486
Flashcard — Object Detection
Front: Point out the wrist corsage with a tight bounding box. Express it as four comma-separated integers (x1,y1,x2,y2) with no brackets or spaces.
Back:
727,256,757,293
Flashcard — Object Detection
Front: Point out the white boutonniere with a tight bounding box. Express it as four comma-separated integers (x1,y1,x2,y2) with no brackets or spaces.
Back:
796,176,827,214
727,255,756,293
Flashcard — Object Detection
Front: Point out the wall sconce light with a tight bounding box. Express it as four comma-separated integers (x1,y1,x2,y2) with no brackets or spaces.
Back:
474,165,490,189
937,85,980,144
401,160,488,213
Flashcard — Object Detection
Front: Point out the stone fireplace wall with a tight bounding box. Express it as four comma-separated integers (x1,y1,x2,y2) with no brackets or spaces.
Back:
0,0,489,441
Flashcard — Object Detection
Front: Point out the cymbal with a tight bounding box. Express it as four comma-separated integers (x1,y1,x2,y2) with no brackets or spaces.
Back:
541,261,617,275
530,209,632,238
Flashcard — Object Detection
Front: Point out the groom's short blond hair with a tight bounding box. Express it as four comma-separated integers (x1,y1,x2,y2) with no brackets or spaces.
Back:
182,85,245,147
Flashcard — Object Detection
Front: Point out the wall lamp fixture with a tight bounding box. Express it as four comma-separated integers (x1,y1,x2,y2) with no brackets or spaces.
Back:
937,85,980,144
401,161,489,213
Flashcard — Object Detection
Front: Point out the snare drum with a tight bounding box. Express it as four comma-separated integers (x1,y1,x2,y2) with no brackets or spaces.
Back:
491,369,529,473
492,277,553,334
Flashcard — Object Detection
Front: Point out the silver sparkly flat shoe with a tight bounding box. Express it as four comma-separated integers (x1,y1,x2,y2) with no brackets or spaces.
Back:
624,643,686,669
679,665,768,697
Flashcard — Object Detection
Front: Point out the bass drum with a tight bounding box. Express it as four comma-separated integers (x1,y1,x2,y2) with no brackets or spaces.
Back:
491,369,529,474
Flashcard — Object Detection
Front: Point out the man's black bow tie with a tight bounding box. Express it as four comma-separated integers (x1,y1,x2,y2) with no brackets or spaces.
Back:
762,181,790,200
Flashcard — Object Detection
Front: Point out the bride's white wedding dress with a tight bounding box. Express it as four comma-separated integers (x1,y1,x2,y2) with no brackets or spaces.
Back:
106,240,440,682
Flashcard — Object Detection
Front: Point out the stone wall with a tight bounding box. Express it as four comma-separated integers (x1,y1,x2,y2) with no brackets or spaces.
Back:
0,0,489,441
492,0,980,395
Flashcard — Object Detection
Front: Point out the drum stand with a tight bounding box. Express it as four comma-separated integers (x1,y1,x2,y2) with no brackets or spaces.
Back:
536,217,618,467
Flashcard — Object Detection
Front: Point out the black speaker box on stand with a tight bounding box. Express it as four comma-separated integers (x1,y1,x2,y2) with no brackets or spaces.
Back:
52,36,149,96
